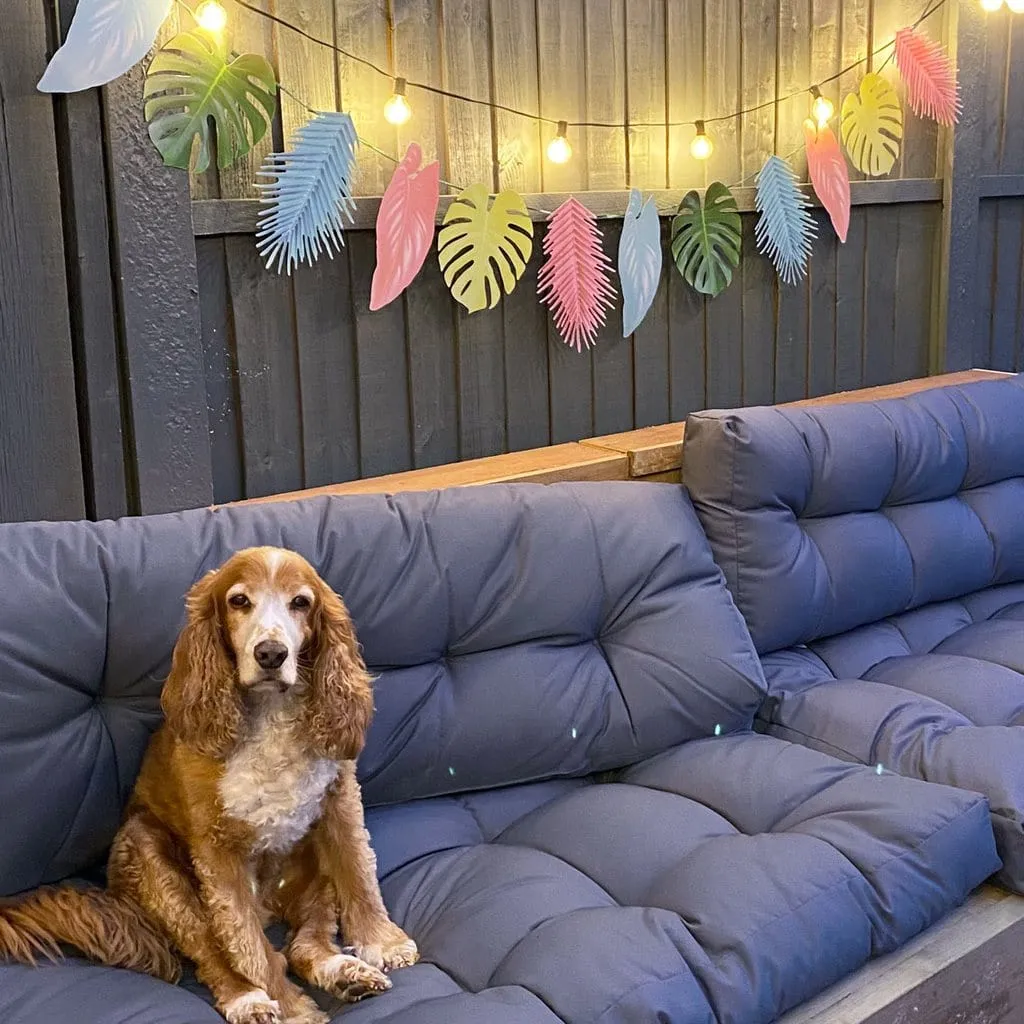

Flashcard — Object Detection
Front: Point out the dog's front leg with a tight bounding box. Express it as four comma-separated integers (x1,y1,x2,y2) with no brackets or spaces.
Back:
314,763,419,973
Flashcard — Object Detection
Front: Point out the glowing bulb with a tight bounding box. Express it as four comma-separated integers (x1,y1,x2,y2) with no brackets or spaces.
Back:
810,87,834,128
383,78,412,125
195,0,228,32
547,121,572,164
690,121,713,161
1007,0,1024,12
982,0,1004,10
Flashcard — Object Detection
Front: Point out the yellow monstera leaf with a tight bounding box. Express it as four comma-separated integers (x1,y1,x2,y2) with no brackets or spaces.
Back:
438,185,534,313
841,73,904,177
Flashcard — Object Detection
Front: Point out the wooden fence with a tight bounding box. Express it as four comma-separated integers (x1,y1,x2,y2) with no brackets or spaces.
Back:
1,0,1023,522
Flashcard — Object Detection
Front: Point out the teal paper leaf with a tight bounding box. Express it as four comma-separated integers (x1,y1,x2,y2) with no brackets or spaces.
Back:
754,156,817,286
618,189,663,336
256,112,358,275
38,0,172,93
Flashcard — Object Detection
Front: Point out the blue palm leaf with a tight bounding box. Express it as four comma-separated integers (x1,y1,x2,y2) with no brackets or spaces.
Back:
256,112,358,275
618,189,663,336
754,155,817,286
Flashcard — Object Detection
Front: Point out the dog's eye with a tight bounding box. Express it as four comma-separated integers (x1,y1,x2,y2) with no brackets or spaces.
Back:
290,595,311,611
228,593,251,609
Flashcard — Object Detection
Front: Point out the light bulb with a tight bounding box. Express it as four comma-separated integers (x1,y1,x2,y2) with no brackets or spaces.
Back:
195,0,228,32
810,87,834,128
547,121,572,164
1007,0,1024,11
981,0,1004,11
383,78,412,125
690,121,713,161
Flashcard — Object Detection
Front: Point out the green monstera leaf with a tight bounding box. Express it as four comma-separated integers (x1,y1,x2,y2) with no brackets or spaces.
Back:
144,30,277,172
670,182,742,298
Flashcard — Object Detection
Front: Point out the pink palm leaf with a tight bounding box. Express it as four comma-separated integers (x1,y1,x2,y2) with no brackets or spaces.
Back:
537,198,617,352
895,27,960,127
805,122,851,243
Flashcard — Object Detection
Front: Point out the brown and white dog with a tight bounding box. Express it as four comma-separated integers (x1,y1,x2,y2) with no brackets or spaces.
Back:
0,547,417,1024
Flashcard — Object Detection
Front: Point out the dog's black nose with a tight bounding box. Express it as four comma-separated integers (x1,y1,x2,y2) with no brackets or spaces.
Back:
254,640,288,670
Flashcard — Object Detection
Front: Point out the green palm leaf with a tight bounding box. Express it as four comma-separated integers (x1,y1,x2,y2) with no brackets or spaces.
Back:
144,30,277,172
670,182,742,298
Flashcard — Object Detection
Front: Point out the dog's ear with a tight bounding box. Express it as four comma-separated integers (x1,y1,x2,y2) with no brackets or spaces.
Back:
161,569,242,759
302,581,373,761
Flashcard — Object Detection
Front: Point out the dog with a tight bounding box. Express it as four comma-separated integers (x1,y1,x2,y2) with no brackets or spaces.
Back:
0,546,418,1024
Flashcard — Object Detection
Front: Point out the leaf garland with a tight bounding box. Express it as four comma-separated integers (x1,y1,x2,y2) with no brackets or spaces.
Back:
537,198,617,352
255,112,358,275
370,143,441,310
895,28,960,127
804,122,851,243
144,30,277,172
438,185,534,313
841,73,903,177
618,189,663,336
38,0,172,93
670,183,742,298
754,156,817,286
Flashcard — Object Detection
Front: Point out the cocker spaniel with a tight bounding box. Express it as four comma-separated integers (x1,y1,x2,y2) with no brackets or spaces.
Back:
0,547,417,1024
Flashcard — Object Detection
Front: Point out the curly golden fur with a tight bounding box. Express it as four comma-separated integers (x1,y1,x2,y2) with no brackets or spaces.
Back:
0,547,417,1024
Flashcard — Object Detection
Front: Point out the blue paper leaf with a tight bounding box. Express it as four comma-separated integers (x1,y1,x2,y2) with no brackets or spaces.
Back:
618,189,663,336
754,156,817,286
38,0,172,93
255,112,358,275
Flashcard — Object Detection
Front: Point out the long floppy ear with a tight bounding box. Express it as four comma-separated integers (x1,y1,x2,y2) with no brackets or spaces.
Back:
302,581,374,761
160,570,242,759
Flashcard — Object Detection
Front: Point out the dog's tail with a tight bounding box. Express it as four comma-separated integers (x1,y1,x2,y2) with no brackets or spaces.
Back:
0,885,180,983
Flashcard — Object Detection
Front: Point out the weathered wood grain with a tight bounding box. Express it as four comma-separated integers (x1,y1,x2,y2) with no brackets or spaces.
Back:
584,0,626,191
625,0,667,190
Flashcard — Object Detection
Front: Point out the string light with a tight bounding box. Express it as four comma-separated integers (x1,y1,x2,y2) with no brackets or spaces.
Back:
690,121,714,161
383,77,412,125
547,121,572,164
195,0,228,32
809,86,834,128
980,0,1004,10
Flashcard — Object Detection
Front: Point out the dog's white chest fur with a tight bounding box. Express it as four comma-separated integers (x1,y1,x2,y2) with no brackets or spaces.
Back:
219,704,339,853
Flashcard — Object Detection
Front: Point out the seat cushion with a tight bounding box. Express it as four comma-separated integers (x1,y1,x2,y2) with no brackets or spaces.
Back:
1,733,997,1024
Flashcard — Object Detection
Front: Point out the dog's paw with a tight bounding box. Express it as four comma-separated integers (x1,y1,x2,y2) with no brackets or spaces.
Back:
223,990,282,1024
345,925,419,973
281,994,329,1024
314,953,392,1003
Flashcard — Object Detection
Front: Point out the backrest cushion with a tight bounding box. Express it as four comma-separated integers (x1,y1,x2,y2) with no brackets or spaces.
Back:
0,483,765,894
682,374,1024,653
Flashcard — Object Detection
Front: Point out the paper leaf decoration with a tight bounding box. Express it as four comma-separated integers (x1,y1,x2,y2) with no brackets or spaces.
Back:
841,73,903,177
38,0,172,93
754,156,817,286
670,183,742,298
895,27,960,126
537,198,617,352
255,112,357,275
618,189,663,336
437,185,534,313
144,31,277,172
805,123,851,243
370,144,440,310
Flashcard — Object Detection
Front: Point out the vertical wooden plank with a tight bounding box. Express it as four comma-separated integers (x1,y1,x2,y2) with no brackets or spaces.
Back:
0,2,85,523
626,0,667,190
974,199,998,368
777,0,812,178
347,231,413,475
441,0,495,189
1002,18,1024,174
774,273,809,401
808,208,838,398
631,219,672,425
980,11,1009,175
584,0,626,191
293,251,361,487
275,0,337,145
741,213,776,406
667,1,707,189
839,0,869,183
457,308,507,460
405,259,460,469
835,207,867,391
336,0,394,195
861,204,900,387
893,203,938,383
990,199,1024,372
536,0,587,192
490,0,543,193
197,238,244,504
705,0,741,187
592,221,634,433
667,269,707,420
224,237,303,498
741,0,778,184
810,0,841,163
706,275,744,408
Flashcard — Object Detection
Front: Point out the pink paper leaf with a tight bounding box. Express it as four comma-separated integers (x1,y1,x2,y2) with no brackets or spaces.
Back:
805,122,851,243
370,143,440,311
895,27,960,127
537,198,617,352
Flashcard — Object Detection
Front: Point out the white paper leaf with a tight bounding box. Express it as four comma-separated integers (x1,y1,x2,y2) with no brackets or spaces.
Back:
39,0,172,93
619,189,663,336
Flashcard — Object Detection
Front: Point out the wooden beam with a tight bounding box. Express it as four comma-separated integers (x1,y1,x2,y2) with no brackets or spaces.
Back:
191,178,943,236
978,174,1024,199
778,886,1024,1024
